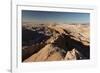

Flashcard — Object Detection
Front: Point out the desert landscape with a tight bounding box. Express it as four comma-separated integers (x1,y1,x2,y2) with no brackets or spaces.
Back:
22,23,90,62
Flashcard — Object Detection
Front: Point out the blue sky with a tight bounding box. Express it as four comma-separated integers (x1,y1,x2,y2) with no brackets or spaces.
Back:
22,10,90,24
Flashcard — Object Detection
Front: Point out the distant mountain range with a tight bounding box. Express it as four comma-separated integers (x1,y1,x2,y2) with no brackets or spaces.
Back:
22,22,90,62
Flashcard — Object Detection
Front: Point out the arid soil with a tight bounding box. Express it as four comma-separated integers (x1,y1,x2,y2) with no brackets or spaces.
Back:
22,23,90,62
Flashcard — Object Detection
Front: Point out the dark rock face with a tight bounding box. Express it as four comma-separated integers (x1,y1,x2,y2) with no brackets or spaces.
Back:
22,23,90,62
22,26,51,61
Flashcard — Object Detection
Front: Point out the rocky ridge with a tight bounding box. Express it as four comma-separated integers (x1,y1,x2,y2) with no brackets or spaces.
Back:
22,23,90,62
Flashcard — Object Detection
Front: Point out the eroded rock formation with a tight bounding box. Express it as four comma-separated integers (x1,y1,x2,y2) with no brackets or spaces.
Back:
22,23,90,62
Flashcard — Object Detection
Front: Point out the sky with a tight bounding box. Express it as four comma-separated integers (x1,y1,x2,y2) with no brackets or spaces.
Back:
22,10,90,24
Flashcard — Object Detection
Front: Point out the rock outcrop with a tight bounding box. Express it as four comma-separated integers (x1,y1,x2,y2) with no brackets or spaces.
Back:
22,23,90,62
